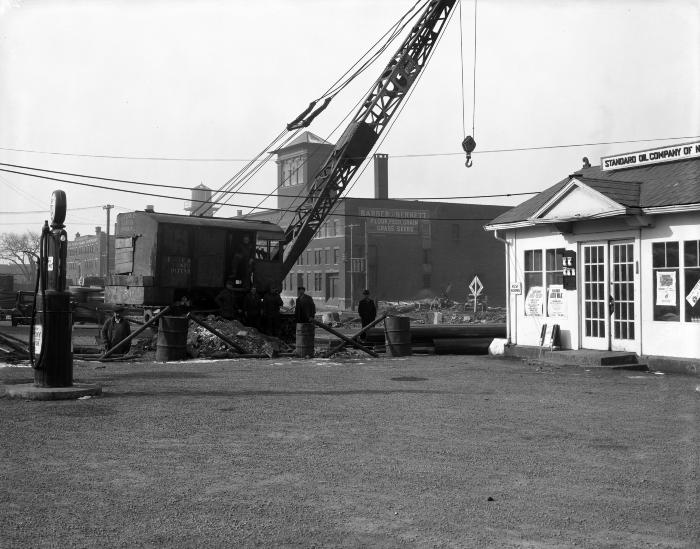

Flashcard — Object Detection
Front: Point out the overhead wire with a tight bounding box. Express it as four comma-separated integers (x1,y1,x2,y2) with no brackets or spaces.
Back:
0,161,538,200
248,0,430,220
0,166,502,222
1,134,697,164
326,0,461,220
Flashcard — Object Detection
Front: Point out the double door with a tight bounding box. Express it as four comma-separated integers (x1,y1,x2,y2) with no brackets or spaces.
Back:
580,240,638,352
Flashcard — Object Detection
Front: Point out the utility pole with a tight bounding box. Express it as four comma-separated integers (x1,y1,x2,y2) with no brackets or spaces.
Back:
364,221,369,290
103,204,114,278
347,223,359,311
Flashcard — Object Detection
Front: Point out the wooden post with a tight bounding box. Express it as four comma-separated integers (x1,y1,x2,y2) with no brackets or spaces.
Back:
325,313,387,357
312,319,379,358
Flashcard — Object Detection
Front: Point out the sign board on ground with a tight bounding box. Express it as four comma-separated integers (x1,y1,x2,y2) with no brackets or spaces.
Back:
469,276,483,297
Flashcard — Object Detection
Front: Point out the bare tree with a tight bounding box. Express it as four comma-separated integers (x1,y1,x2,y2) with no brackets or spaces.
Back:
0,231,40,285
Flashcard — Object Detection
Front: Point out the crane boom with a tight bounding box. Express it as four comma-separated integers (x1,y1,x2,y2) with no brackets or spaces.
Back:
281,0,457,275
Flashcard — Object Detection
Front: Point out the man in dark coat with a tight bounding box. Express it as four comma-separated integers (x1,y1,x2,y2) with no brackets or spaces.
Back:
101,307,131,355
242,286,262,329
357,289,377,340
294,286,316,324
215,278,238,320
262,287,284,337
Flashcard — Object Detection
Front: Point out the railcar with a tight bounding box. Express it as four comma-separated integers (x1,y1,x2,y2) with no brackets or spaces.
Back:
105,211,285,314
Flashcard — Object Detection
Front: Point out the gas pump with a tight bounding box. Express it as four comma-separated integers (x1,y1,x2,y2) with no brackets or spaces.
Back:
30,190,74,387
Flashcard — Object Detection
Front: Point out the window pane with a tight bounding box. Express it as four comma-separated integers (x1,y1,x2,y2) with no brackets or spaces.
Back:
685,267,700,322
652,242,666,268
667,242,679,267
685,240,699,267
653,268,679,321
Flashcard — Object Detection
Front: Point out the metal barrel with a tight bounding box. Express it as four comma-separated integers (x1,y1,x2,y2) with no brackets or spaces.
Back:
295,322,315,358
155,316,189,362
384,316,412,357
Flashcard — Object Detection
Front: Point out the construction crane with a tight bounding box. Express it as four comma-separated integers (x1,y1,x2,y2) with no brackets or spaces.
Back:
279,0,458,275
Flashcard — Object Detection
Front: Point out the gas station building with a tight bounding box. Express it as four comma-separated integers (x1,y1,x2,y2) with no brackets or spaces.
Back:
485,141,700,360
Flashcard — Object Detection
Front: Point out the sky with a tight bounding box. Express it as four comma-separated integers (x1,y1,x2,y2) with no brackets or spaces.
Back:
0,0,698,237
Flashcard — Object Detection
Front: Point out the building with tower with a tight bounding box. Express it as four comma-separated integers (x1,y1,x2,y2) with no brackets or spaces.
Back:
247,131,510,310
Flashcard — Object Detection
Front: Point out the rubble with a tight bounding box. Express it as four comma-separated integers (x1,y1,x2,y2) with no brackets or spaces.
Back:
187,316,288,358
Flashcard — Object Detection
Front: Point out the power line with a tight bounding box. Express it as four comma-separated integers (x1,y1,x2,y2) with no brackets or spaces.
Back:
0,205,129,215
1,135,696,162
0,159,539,202
0,166,504,223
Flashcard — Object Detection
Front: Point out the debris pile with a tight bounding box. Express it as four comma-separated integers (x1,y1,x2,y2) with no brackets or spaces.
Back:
332,300,506,327
188,316,286,358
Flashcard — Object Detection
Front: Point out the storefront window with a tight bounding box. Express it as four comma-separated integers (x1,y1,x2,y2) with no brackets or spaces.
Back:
684,240,700,322
652,241,679,322
546,249,564,286
524,250,543,316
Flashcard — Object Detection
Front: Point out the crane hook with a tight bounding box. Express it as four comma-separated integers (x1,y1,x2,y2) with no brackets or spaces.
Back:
462,136,476,168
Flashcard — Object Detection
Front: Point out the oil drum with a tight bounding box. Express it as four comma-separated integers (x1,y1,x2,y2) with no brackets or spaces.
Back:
295,322,315,358
156,316,189,362
384,316,411,357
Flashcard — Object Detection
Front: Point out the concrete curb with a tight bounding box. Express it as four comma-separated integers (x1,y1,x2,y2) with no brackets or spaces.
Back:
4,383,102,400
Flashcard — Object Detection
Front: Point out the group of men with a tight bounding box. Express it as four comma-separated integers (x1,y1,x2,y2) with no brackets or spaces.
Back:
215,279,285,336
100,281,378,355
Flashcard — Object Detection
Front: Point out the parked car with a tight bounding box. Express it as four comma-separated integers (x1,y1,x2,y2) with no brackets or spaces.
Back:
10,291,35,326
9,289,112,326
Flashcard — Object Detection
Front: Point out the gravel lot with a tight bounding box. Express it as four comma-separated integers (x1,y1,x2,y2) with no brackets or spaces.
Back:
1,355,698,548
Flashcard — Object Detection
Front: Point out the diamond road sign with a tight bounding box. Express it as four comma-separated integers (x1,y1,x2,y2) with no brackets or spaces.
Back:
469,276,483,297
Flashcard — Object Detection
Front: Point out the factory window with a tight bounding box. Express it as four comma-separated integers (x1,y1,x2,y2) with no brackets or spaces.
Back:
333,248,339,265
330,220,337,237
281,155,304,187
314,272,323,292
652,241,679,322
324,249,330,265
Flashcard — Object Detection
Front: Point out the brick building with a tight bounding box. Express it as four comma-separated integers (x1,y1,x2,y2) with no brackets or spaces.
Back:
66,227,114,285
247,132,510,309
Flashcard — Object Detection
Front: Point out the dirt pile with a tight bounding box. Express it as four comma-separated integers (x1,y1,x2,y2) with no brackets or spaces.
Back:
188,316,288,358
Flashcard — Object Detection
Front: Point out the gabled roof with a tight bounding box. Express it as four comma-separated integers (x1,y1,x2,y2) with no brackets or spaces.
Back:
486,157,700,230
272,131,332,153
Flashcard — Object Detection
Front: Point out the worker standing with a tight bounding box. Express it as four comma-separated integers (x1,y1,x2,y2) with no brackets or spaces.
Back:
294,286,316,324
101,307,131,355
357,289,377,341
243,286,262,329
262,287,284,337
215,278,238,320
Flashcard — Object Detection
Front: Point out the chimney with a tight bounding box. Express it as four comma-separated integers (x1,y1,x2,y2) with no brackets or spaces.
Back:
95,226,101,234
237,209,243,217
582,157,591,169
145,205,155,212
75,232,81,239
373,153,388,199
